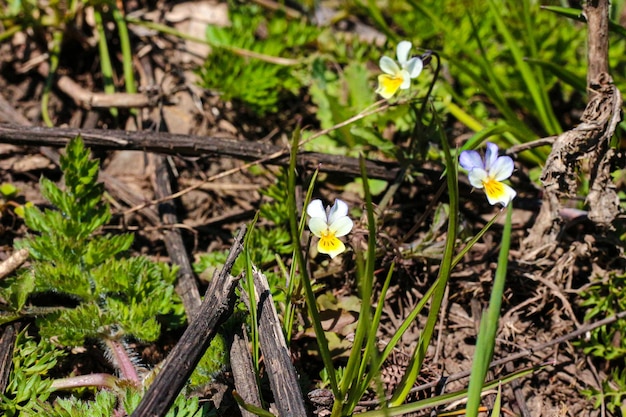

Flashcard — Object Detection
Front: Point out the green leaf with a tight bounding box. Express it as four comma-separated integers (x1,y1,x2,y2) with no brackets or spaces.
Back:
0,183,18,197
542,5,626,38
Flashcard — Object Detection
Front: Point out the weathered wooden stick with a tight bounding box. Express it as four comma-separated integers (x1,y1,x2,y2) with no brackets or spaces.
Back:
153,155,203,319
253,267,308,416
130,226,246,417
229,324,263,417
0,124,406,181
0,323,20,396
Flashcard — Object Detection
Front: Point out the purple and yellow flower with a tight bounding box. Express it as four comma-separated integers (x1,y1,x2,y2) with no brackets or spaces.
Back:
376,41,423,99
307,199,353,259
459,142,516,207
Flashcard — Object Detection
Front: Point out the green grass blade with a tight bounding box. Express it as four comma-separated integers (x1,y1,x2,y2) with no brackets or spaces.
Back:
243,213,261,374
284,168,319,344
389,108,459,406
0,24,21,43
287,127,339,396
41,30,63,127
94,9,118,118
233,391,276,417
443,53,537,142
354,264,395,403
112,6,136,97
487,0,561,135
341,157,381,413
359,365,535,417
524,58,587,92
465,203,513,417
542,5,626,38
492,382,503,417
451,210,502,268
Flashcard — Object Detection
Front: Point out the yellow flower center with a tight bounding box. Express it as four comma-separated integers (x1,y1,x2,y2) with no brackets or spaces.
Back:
319,229,341,253
377,74,405,98
483,176,505,199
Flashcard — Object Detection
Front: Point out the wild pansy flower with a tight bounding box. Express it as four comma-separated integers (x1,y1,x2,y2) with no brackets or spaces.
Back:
307,199,353,259
376,40,423,99
459,142,516,207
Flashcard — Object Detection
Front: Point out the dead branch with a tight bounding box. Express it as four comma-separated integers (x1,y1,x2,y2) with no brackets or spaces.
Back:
153,155,202,318
252,267,308,416
229,324,263,417
522,0,622,257
0,124,413,181
0,249,29,280
130,226,245,417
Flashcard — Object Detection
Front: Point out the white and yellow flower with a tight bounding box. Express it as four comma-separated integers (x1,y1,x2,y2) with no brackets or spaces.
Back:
459,142,516,207
307,199,353,259
376,40,423,99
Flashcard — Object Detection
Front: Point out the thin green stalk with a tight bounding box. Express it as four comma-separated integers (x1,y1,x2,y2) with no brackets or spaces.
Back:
284,169,319,344
241,214,266,407
41,30,63,127
287,127,339,396
465,203,513,417
354,265,395,402
451,210,502,268
380,51,441,225
94,9,118,117
378,201,502,387
339,156,379,414
389,107,458,406
112,6,135,95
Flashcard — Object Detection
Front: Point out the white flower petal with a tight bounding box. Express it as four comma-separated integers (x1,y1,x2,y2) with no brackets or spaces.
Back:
308,217,328,237
468,168,488,189
328,199,349,224
404,57,423,78
459,150,485,171
329,216,353,237
379,56,400,75
485,182,516,206
306,199,326,220
484,142,500,171
399,70,412,89
396,41,412,65
490,156,514,181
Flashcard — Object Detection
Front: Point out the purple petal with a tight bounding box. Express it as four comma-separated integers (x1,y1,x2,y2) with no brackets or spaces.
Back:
459,150,484,171
484,142,500,171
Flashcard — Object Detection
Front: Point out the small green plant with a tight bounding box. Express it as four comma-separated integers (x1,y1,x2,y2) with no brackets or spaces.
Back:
579,271,626,360
0,136,195,414
197,2,319,115
5,136,182,346
0,331,64,416
582,367,626,415
577,271,626,412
